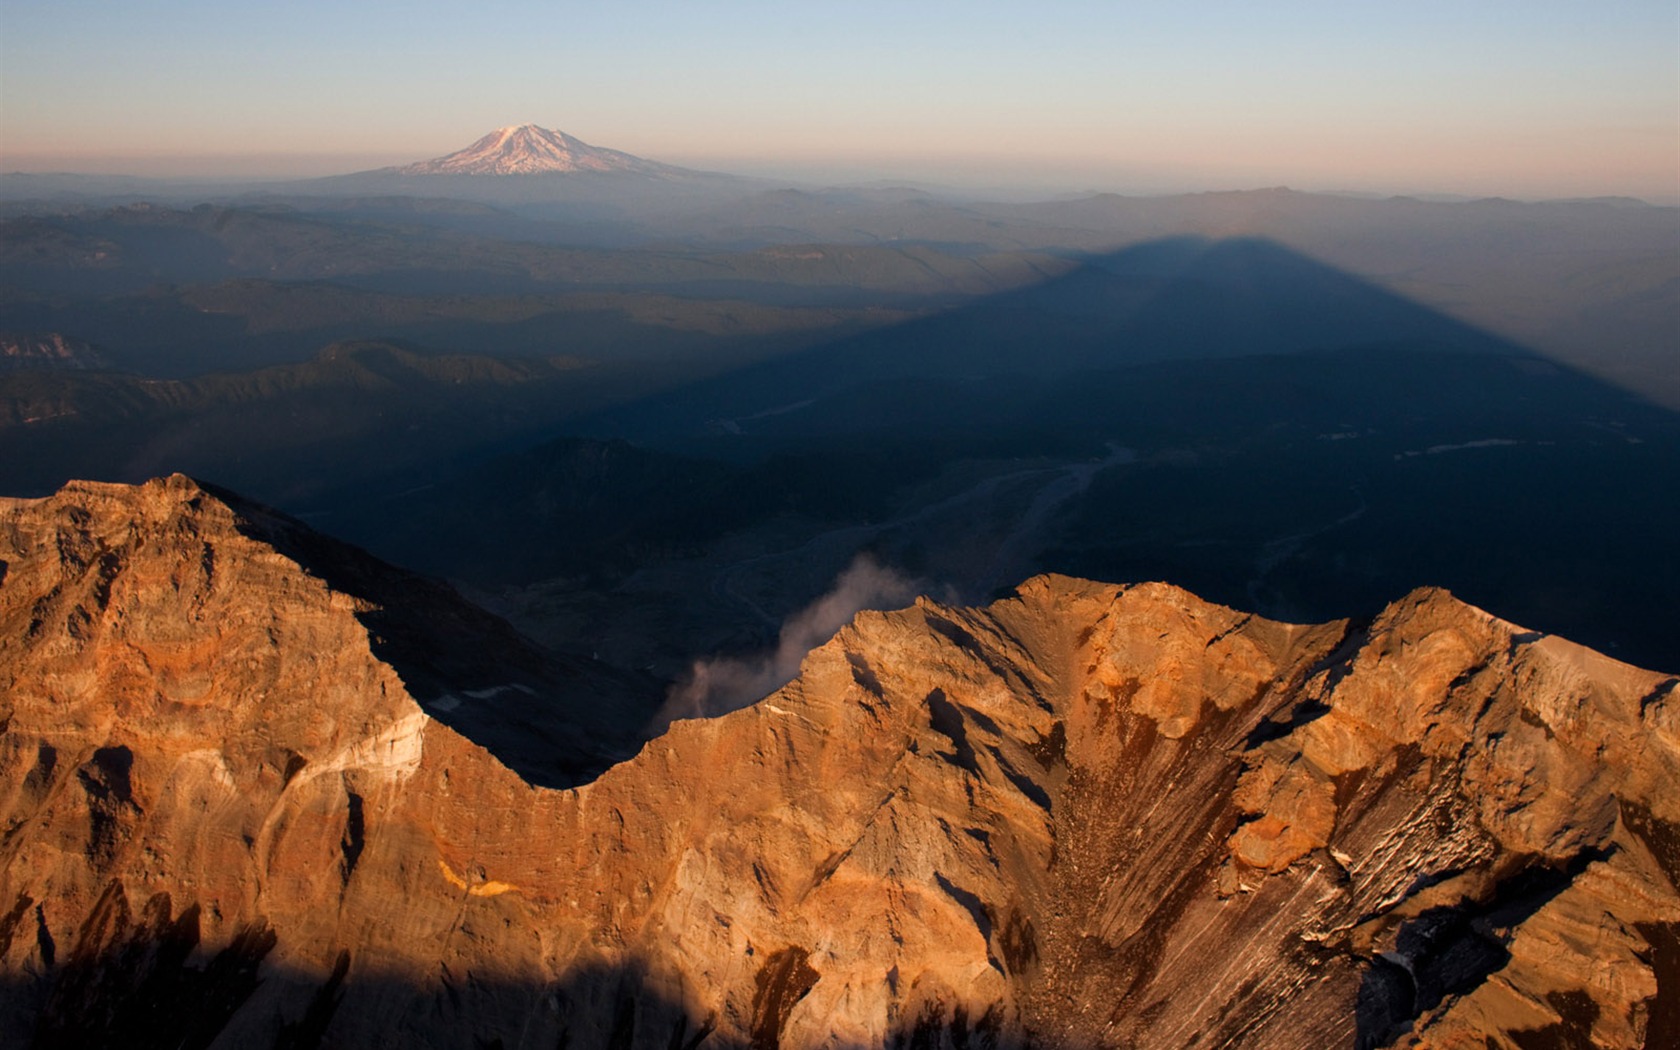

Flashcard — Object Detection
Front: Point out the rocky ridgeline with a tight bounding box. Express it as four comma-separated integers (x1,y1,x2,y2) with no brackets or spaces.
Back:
0,332,110,372
0,476,1673,1048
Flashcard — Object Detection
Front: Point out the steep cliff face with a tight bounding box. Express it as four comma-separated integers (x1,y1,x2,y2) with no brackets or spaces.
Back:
0,477,1673,1048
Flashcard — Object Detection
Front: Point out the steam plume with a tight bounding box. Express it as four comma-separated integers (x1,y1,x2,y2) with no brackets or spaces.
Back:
661,555,918,724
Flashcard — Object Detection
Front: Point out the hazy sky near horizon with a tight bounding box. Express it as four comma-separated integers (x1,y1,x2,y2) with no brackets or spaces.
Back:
2,0,1676,199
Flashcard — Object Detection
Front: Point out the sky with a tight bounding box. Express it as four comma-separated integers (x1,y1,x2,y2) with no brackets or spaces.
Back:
2,0,1676,200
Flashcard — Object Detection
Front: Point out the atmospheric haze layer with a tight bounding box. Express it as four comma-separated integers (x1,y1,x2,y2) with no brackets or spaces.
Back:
0,85,1675,1050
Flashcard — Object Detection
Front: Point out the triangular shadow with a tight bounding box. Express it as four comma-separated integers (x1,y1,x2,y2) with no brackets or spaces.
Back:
586,235,1556,446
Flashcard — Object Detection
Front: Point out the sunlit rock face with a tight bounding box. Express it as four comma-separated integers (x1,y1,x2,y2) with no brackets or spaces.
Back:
0,476,1673,1048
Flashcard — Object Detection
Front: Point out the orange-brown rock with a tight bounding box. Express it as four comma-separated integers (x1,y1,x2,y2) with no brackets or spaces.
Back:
0,477,1673,1048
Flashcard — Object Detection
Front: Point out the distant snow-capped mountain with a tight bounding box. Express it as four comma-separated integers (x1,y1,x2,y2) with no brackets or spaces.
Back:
397,124,684,176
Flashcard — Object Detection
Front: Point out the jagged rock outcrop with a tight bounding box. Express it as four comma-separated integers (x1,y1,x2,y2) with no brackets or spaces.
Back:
0,476,1673,1048
0,332,110,372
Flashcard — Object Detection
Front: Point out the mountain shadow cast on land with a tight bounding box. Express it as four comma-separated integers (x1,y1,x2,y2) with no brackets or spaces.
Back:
346,237,1680,672
583,235,1532,447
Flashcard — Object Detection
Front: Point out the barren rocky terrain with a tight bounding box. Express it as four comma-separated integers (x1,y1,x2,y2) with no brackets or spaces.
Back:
0,476,1673,1047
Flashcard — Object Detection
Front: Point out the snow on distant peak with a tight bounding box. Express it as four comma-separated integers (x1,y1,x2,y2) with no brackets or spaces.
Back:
398,124,680,176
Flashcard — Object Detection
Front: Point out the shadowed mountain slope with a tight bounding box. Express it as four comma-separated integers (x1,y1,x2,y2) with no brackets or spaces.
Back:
0,476,1674,1047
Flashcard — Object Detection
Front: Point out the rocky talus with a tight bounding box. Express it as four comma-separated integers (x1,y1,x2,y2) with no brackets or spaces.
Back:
0,476,1674,1048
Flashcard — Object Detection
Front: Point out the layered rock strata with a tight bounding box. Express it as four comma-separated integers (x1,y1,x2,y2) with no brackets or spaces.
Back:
0,476,1673,1048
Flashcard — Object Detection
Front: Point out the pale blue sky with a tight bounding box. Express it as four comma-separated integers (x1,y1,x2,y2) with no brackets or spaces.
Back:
2,0,1675,198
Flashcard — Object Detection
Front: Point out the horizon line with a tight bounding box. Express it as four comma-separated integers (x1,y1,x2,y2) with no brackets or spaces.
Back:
0,162,1670,209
